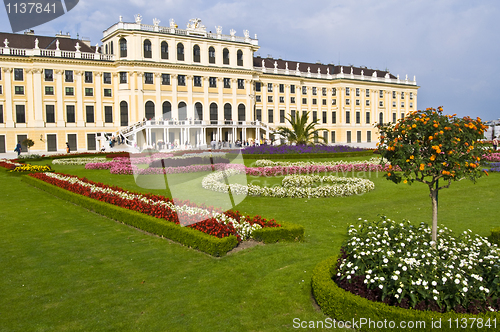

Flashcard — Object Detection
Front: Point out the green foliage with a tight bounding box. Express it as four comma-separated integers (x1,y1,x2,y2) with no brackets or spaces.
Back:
377,107,486,186
251,221,304,243
490,227,500,245
312,256,500,332
276,111,326,145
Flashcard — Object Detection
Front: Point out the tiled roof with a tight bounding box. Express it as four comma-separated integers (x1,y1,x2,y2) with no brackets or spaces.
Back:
0,32,95,53
253,56,396,79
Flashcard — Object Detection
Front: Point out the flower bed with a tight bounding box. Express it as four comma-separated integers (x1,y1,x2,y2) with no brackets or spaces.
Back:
0,159,23,170
29,172,280,242
10,164,52,173
148,156,230,168
482,153,500,162
52,157,108,165
202,168,375,198
486,162,500,172
241,144,366,155
334,217,500,314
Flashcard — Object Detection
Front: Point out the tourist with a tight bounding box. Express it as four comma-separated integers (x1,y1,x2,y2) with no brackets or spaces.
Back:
493,136,498,151
14,141,21,156
66,142,70,153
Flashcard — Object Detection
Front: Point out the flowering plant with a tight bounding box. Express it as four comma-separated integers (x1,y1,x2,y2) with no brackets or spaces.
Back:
10,164,52,173
482,153,500,162
0,158,23,170
335,217,500,314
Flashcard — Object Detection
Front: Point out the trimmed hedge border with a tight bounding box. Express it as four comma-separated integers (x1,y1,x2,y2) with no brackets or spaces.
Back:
311,256,500,332
22,175,304,256
230,150,375,160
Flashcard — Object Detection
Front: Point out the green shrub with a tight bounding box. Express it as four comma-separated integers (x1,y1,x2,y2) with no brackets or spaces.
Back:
311,256,500,332
252,221,304,243
490,227,500,245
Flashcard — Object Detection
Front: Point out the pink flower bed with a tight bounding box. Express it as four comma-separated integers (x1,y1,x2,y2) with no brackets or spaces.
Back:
483,153,500,162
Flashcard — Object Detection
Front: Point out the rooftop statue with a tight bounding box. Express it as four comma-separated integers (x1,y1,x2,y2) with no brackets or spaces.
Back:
187,18,206,32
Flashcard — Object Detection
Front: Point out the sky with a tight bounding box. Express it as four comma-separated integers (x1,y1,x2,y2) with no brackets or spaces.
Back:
1,0,499,122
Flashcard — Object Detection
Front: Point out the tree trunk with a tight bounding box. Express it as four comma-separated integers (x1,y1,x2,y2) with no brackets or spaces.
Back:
429,187,438,243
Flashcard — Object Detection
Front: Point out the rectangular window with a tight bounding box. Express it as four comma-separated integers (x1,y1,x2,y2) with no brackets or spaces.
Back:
346,99,350,106
85,88,93,96
119,72,127,83
410,102,413,108
401,92,405,99
302,98,307,104
178,75,186,86
65,87,74,96
332,111,336,124
268,96,273,103
366,100,370,106
366,112,371,124
379,101,383,107
393,91,396,99
302,86,307,95
84,71,93,83
367,131,372,143
279,96,284,103
323,131,328,144
14,68,23,81
87,133,96,151
15,105,25,123
66,105,75,123
366,89,370,97
67,134,77,152
332,88,336,96
401,112,405,120
410,92,413,100
356,111,360,124
224,78,231,89
331,131,336,143
312,87,317,95
290,85,295,94
255,82,261,92
345,87,350,96
144,73,154,84
104,89,112,97
15,86,24,95
103,72,111,84
345,111,350,124
280,109,285,123
312,99,317,105
379,90,384,98
268,109,273,123
86,105,94,123
322,87,327,96
290,97,295,104
256,109,262,121
104,106,113,123
357,131,362,143
44,86,54,95
279,84,284,93
332,99,336,106
313,111,317,122
162,74,170,85
0,105,3,123
393,101,397,107
209,77,217,88
346,131,351,143
65,70,73,82
44,69,53,81
401,102,405,107
268,83,273,92
356,99,360,106
322,111,327,124
322,99,327,106
45,105,55,123
291,110,296,121
238,79,244,89
0,85,2,94
256,95,261,102
356,88,360,97
393,113,397,123
194,76,202,87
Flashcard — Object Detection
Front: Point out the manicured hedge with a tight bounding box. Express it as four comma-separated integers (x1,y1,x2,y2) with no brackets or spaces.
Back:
490,227,500,245
228,150,375,160
251,221,304,243
22,175,238,256
311,256,500,331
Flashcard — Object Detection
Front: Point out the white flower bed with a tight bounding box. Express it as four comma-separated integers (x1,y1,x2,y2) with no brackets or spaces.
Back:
181,152,227,158
43,172,261,240
52,157,108,165
202,169,375,198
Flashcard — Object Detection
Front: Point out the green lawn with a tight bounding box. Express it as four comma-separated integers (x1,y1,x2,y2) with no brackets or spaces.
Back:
1,157,499,331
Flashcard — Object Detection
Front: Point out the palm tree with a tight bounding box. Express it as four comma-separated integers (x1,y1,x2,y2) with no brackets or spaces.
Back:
276,111,326,145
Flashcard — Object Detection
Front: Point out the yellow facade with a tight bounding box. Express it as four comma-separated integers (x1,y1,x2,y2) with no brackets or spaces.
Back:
0,17,418,153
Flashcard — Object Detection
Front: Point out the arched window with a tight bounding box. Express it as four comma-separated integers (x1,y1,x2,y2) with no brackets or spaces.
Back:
110,41,113,55
161,41,168,59
194,102,203,120
208,46,215,64
143,39,152,58
105,44,108,54
193,45,201,63
177,43,184,61
120,101,128,126
178,102,187,120
237,50,243,66
145,101,155,120
224,103,232,121
162,101,172,120
210,103,218,122
119,38,127,57
379,112,384,125
223,48,229,65
238,104,246,121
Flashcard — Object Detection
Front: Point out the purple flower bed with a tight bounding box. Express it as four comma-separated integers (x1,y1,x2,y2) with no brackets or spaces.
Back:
241,145,366,155
487,162,500,172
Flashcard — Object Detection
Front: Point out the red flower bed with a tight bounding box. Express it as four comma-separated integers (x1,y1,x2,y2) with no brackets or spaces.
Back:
0,161,17,170
29,173,280,241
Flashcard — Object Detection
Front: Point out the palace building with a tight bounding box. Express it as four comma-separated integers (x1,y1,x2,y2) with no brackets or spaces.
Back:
0,15,419,153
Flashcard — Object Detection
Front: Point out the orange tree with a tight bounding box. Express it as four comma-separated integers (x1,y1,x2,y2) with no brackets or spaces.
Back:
377,107,487,242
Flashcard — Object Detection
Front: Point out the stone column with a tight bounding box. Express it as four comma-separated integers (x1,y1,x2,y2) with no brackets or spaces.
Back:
2,68,14,127
94,71,103,126
32,68,44,126
55,70,65,126
75,71,84,126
